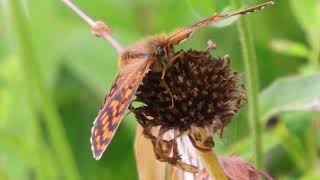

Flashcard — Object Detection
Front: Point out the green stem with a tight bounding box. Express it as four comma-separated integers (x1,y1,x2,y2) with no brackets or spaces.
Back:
309,40,320,70
229,0,262,168
27,102,58,180
7,1,80,180
306,114,319,170
196,149,227,180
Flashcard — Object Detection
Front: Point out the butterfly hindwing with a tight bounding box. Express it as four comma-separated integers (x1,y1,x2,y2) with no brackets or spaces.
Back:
90,56,153,160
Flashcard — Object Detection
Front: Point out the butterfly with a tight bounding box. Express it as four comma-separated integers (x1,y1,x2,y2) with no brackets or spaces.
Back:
90,1,274,160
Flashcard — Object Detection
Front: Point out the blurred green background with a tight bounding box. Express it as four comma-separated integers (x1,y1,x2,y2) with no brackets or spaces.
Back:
0,0,319,179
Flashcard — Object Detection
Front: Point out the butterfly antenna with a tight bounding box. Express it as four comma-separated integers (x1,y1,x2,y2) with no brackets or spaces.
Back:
168,1,274,45
224,1,274,18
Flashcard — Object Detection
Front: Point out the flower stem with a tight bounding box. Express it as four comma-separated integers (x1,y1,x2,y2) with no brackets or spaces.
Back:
7,1,80,179
196,149,227,180
306,115,318,170
229,0,263,168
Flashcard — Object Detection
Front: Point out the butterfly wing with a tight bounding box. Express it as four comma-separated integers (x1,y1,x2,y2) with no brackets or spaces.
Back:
168,1,274,45
90,55,154,160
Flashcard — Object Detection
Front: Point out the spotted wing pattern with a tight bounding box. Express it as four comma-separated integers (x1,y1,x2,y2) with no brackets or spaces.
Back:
90,55,153,160
168,1,274,45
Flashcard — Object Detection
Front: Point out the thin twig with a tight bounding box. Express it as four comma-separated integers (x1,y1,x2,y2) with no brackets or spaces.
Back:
61,0,125,54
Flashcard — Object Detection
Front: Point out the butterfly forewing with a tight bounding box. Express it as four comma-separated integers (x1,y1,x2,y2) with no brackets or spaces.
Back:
90,56,153,160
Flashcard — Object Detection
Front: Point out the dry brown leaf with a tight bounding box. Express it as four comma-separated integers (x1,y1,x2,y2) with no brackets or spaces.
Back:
135,125,272,180
215,156,273,180
168,155,273,180
134,125,166,180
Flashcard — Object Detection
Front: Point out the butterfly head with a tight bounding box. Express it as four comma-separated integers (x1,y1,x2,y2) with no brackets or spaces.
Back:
156,45,166,58
123,34,175,70
147,35,174,59
140,35,176,72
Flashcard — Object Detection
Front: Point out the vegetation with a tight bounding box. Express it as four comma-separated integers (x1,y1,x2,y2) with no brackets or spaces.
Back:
0,0,319,179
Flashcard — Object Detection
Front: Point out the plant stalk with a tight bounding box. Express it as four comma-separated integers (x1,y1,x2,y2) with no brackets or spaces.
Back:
309,40,320,70
196,149,227,180
229,0,263,168
7,1,80,179
306,114,319,170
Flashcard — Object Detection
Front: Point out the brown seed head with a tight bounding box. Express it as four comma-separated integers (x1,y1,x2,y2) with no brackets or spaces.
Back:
130,50,246,172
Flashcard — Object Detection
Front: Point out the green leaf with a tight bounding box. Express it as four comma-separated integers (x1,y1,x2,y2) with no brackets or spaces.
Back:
302,174,320,180
62,28,118,96
0,55,58,180
270,39,310,59
225,131,279,160
259,73,320,123
290,0,320,34
6,1,80,179
229,112,316,173
299,64,320,75
290,0,320,71
187,0,215,18
275,122,308,172
0,133,31,180
27,0,61,86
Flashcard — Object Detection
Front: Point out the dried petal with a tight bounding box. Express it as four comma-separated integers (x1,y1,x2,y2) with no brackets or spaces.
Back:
134,126,166,180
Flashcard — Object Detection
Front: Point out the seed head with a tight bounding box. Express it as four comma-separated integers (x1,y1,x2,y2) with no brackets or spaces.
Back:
130,49,246,172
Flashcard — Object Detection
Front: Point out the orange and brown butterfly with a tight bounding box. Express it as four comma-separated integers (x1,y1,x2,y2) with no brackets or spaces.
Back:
90,1,274,160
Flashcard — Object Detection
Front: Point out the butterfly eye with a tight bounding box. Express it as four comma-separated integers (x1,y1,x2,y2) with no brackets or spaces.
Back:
156,46,165,57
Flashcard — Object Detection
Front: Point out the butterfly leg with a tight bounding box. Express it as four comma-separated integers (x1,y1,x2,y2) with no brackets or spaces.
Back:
160,52,184,79
161,79,174,107
160,52,184,108
160,65,174,107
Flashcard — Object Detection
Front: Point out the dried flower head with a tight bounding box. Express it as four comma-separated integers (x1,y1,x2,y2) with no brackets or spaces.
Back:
130,49,246,172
